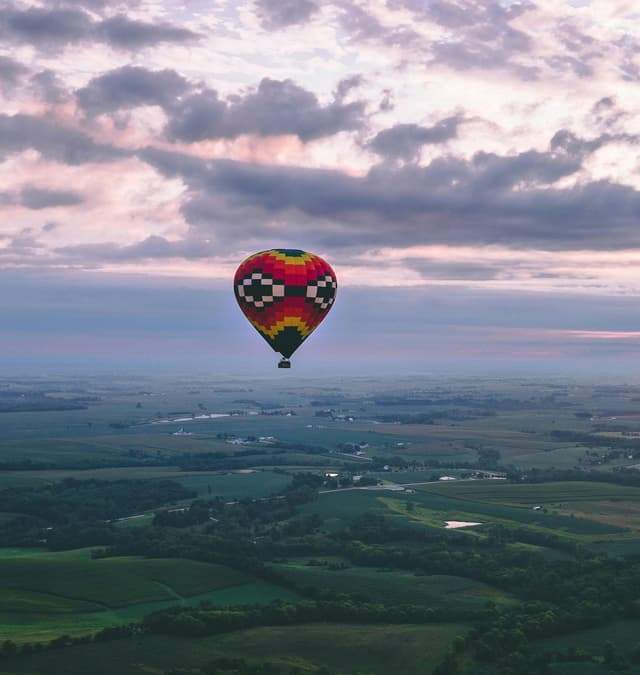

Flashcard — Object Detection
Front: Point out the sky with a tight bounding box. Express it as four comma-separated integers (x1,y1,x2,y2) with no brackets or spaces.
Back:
2,0,640,375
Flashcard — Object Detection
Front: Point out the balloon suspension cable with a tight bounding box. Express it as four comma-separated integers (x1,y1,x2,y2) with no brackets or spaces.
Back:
278,358,291,369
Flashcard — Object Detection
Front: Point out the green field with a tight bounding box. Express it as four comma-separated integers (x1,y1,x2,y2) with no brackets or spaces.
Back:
420,481,640,532
424,481,640,505
0,549,299,643
0,467,292,500
273,562,514,609
301,483,633,543
533,619,640,656
297,490,394,531
5,376,640,672
1,622,467,674
168,470,291,498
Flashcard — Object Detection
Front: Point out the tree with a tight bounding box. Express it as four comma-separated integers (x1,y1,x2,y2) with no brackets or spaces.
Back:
0,640,17,658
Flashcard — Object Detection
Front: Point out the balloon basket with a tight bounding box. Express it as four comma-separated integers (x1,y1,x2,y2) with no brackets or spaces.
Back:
278,359,291,369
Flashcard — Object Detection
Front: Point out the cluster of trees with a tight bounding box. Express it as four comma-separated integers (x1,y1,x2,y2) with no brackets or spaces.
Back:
0,478,195,548
5,453,640,674
175,446,347,472
0,623,143,660
0,390,91,412
551,429,640,451
143,597,482,638
507,467,640,487
168,658,330,675
434,603,640,674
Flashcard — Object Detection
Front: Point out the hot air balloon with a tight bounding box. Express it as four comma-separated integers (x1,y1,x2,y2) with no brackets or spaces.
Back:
234,249,337,368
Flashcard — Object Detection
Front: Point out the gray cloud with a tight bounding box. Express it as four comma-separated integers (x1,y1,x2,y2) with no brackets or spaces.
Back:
337,1,420,47
431,34,533,76
392,0,535,75
0,4,199,50
550,128,639,157
334,74,364,102
55,234,216,262
20,187,84,209
557,21,596,53
0,5,92,49
255,0,319,29
590,96,627,131
166,77,366,142
620,59,640,81
95,14,199,49
77,66,190,115
0,55,28,88
404,259,503,280
31,70,71,104
138,131,640,253
368,115,462,161
0,228,42,259
0,114,128,164
546,54,592,78
73,68,365,141
51,0,116,9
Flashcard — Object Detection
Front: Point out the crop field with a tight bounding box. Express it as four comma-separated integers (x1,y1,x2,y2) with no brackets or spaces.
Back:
0,466,292,493
351,421,578,458
166,470,291,498
300,483,635,542
5,377,640,672
533,619,640,659
399,488,623,534
378,491,626,541
272,563,514,609
423,481,640,531
0,548,299,643
424,481,640,504
297,489,394,530
1,623,468,675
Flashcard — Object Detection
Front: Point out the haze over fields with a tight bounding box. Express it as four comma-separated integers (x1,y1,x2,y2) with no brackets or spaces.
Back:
2,1,640,373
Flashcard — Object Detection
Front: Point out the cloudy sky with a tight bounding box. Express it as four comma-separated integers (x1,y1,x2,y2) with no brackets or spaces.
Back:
2,0,640,374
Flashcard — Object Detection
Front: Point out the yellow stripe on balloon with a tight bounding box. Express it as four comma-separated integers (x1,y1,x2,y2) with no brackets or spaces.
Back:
269,250,314,265
250,315,313,339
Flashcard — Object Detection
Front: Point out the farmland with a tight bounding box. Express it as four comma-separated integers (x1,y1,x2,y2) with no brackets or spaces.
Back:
1,623,467,675
0,549,253,606
0,548,299,643
272,563,515,609
3,374,640,673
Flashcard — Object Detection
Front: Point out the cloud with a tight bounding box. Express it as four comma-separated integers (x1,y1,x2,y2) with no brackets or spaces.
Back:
0,114,128,164
0,5,92,49
76,66,190,116
0,55,28,88
73,67,366,141
20,186,84,209
255,0,320,29
95,14,200,49
389,0,535,75
550,128,639,157
30,69,71,103
166,77,366,142
403,259,503,280
55,235,216,262
334,74,364,102
546,54,593,78
139,132,640,253
0,4,199,51
336,1,420,46
368,115,463,161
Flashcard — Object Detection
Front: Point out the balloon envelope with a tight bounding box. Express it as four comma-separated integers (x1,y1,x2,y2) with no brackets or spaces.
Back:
234,249,337,360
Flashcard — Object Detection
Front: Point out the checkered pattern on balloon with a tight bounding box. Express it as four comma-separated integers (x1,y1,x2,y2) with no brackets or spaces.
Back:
234,249,337,360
